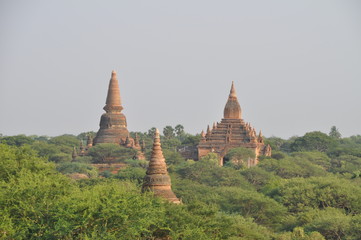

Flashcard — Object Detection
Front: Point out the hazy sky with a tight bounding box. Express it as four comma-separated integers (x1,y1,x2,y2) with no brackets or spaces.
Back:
1,0,360,139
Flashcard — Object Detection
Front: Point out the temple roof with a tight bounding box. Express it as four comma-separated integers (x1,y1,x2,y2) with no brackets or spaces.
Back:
223,81,242,119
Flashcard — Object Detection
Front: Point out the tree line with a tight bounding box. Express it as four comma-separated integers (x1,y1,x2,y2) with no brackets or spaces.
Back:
1,126,361,239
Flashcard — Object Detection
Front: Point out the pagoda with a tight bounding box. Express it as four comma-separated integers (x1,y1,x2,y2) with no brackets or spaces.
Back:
92,70,145,159
93,70,130,145
143,129,181,204
197,82,271,166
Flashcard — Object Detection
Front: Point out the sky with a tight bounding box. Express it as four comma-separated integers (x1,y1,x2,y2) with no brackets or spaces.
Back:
0,0,360,139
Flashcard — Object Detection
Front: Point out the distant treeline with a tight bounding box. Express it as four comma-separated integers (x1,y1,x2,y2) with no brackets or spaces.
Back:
1,126,361,239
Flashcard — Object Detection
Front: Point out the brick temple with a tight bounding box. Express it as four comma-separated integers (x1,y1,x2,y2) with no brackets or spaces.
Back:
197,82,271,166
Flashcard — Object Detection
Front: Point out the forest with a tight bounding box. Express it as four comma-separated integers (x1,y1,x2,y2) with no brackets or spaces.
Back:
1,126,361,240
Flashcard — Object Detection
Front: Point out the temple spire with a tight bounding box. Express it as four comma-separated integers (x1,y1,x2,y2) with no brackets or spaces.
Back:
201,130,206,142
258,130,264,143
142,129,180,204
229,81,237,98
86,134,93,148
141,139,146,152
223,81,242,119
104,70,123,112
134,133,140,147
72,146,77,161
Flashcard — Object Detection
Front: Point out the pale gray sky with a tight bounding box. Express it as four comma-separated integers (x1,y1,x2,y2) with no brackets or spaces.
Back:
1,0,360,139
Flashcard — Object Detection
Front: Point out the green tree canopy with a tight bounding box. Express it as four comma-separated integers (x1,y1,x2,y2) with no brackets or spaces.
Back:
163,125,175,139
290,131,338,153
48,134,80,148
174,124,185,136
87,143,136,163
329,126,342,139
225,147,256,169
0,134,35,146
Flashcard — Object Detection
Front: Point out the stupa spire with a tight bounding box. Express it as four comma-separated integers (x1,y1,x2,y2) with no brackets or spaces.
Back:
141,139,146,152
258,130,264,143
142,128,180,204
134,133,140,147
72,146,77,161
93,70,129,145
207,125,211,133
229,81,237,98
86,134,93,148
201,130,206,142
103,70,123,112
223,81,242,119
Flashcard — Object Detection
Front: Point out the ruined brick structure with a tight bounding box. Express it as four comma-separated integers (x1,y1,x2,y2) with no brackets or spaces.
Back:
197,82,271,166
143,129,181,204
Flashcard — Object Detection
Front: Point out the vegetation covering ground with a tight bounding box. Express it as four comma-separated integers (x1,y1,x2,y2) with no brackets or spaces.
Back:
1,126,361,239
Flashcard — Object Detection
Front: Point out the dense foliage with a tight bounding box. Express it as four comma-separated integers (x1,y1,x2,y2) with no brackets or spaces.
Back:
1,126,361,239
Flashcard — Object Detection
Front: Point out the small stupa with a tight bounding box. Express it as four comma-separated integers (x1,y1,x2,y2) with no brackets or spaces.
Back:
143,129,180,204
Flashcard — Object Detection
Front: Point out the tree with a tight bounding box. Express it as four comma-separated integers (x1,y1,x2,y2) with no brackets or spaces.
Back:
241,167,279,190
48,134,80,148
147,127,157,137
116,167,146,184
258,155,326,179
268,177,361,214
265,136,287,151
290,131,337,153
56,162,98,177
225,147,256,169
174,124,185,137
329,126,341,139
87,143,136,163
304,208,351,240
77,131,96,142
163,126,175,139
291,152,331,171
48,152,72,163
200,152,219,165
181,134,201,146
330,154,361,174
161,138,181,151
31,141,62,157
175,154,252,187
162,149,186,166
0,134,35,146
